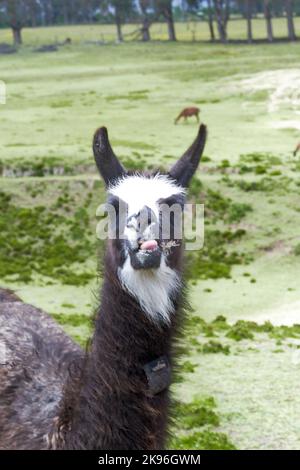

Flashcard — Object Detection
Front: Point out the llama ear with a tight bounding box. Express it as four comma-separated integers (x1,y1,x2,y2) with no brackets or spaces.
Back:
169,124,207,187
93,127,126,186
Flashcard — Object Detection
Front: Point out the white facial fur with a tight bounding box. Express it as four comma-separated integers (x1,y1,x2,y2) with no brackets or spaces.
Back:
118,257,181,324
110,174,185,323
109,174,185,219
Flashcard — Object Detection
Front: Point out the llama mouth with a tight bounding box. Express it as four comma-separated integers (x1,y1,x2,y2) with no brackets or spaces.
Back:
139,239,158,252
128,240,162,270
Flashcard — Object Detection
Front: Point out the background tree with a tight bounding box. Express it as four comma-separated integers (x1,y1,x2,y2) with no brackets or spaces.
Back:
185,0,215,42
0,0,27,45
155,0,176,41
285,0,296,40
0,0,298,46
43,0,54,26
213,0,230,43
28,0,38,27
109,0,135,42
80,0,94,24
207,0,216,41
245,0,253,43
273,0,284,16
139,0,153,41
264,0,274,42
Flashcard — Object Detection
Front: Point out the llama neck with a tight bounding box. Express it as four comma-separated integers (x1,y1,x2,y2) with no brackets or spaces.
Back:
61,259,183,450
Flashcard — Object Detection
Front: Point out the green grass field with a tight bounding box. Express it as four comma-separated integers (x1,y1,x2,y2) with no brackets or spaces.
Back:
1,20,300,449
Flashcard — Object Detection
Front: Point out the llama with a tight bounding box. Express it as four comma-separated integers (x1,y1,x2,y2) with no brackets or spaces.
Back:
293,142,300,156
174,107,200,124
0,124,207,450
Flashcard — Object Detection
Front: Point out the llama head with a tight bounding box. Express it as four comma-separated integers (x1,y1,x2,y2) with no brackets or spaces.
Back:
93,125,207,323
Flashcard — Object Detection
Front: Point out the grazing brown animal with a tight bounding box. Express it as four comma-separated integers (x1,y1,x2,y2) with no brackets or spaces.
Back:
175,107,200,124
0,124,207,450
293,142,300,156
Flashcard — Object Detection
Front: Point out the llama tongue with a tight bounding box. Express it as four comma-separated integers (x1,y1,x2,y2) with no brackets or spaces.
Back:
140,240,158,251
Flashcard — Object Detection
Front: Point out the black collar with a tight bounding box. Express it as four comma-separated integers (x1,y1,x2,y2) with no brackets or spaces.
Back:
143,356,171,396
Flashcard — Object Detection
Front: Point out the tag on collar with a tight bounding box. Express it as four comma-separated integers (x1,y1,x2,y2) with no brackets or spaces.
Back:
143,356,171,396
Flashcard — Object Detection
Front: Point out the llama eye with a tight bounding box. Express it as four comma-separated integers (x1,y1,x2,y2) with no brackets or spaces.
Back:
107,196,120,212
107,195,128,219
158,194,185,209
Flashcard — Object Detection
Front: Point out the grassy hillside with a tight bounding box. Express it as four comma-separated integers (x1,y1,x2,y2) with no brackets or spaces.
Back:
1,27,300,449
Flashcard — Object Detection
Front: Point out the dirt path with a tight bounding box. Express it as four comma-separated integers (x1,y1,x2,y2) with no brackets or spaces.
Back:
237,68,300,114
254,300,300,326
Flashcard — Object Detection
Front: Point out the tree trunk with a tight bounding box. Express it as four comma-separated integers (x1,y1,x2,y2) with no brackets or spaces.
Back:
139,1,151,41
116,16,123,42
217,23,226,43
7,0,24,46
207,0,215,41
213,0,229,43
264,0,273,42
164,3,176,41
12,27,22,46
285,0,296,41
246,0,253,43
208,18,215,41
141,18,151,41
166,18,176,41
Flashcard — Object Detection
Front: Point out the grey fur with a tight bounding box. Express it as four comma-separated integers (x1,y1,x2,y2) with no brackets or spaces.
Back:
0,298,83,449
